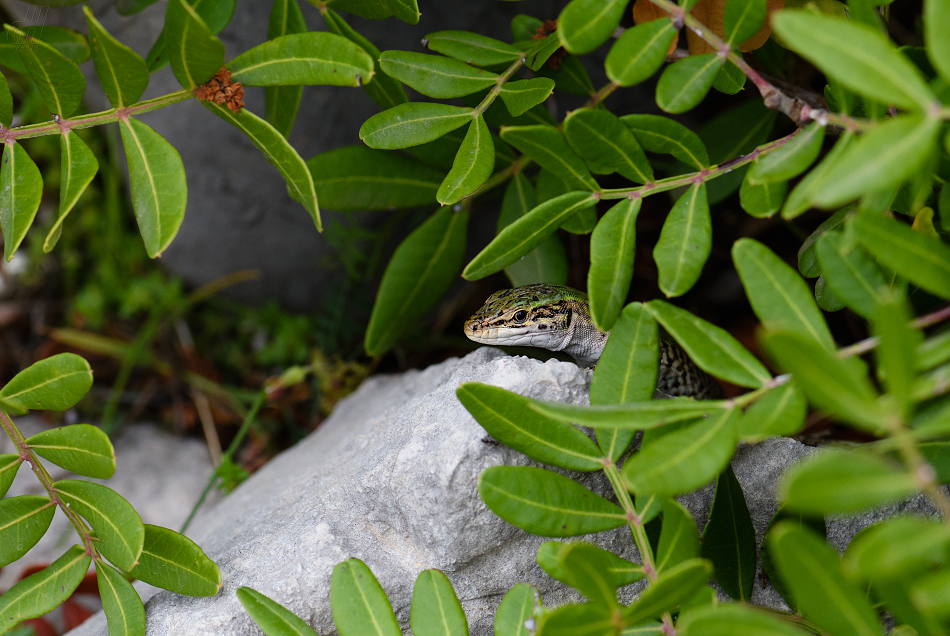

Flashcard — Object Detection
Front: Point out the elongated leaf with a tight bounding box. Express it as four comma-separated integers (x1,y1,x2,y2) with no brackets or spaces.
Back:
478,466,626,537
498,173,567,286
499,78,555,118
656,499,700,573
588,199,641,331
558,0,627,54
564,109,652,183
524,33,563,71
204,102,320,230
97,561,146,636
332,558,400,636
814,232,888,319
411,570,468,636
622,408,739,496
646,300,770,388
677,603,814,636
0,545,90,631
500,125,599,191
360,103,474,150
797,207,854,277
165,0,224,88
457,383,604,471
748,123,824,184
237,586,319,636
0,353,92,412
768,523,883,636
46,132,99,253
365,207,467,355
534,170,597,235
231,33,373,88
464,192,596,280
625,559,713,624
120,117,187,257
772,11,933,110
494,583,538,636
739,174,787,218
537,602,614,636
0,27,89,75
813,115,940,208
425,30,522,66
537,542,644,591
875,289,920,417
700,466,755,601
844,517,950,581
438,115,494,205
27,424,115,479
0,73,10,127
532,398,725,430
554,543,624,607
6,25,85,117
733,238,835,350
739,381,806,441
0,495,55,567
606,19,677,87
925,0,950,83
145,0,234,73
724,0,767,46
0,141,43,262
380,50,497,98
128,524,220,595
83,7,149,107
54,479,144,571
620,114,709,168
332,0,420,23
656,54,720,114
263,0,307,138
653,184,711,297
782,133,855,219
0,454,20,498
851,212,950,300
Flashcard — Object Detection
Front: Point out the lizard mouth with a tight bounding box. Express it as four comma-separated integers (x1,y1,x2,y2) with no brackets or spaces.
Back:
464,321,539,346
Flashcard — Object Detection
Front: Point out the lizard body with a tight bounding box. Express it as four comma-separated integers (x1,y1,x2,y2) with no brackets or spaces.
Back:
464,283,723,400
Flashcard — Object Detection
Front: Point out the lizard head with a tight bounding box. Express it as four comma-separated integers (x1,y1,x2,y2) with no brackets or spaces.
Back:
463,284,584,347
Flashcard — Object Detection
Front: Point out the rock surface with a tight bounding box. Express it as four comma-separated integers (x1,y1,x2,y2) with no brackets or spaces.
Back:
60,347,942,636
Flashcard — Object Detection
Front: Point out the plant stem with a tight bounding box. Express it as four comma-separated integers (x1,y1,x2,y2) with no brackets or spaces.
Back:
475,57,526,116
603,463,658,582
0,410,98,556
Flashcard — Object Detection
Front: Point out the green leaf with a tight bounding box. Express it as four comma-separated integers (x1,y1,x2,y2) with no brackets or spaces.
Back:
558,0,627,54
525,34,563,71
782,134,855,219
0,27,89,75
646,300,770,388
700,466,755,601
851,212,950,300
410,570,467,636
0,353,92,412
120,117,187,257
911,569,950,618
738,381,806,441
588,199,641,331
874,289,921,417
712,60,745,95
463,192,596,280
537,542,644,590
767,523,883,636
0,495,55,567
732,238,835,350
0,545,90,631
478,466,626,537
531,398,725,431
653,184,711,297
564,109,653,183
620,114,709,168
499,78,556,118
724,0,767,45
812,115,941,208
26,424,115,479
925,0,950,83
498,173,567,287
128,524,220,595
500,125,599,191
365,207,467,355
772,11,934,110
537,602,614,636
622,408,739,496
144,0,234,73
844,517,950,581
625,559,713,624
656,54,721,114
677,603,814,636
231,33,374,88
331,558,400,636
5,25,85,118
534,170,597,235
379,50,497,98
360,103,474,150
553,543,624,607
203,102,320,230
331,0,420,24
46,132,99,253
780,450,918,514
437,115,494,205
494,583,539,636
457,383,604,471
0,141,43,262
748,123,824,185
536,53,595,96
264,0,307,138
0,73,10,127
237,586,320,636
0,454,21,499
308,146,442,211
97,561,146,636
700,99,774,205
54,479,144,571
605,19,677,87
165,0,224,88
797,206,854,277
656,499,700,573
739,175,787,218
84,7,149,108
814,232,888,319
424,30,522,66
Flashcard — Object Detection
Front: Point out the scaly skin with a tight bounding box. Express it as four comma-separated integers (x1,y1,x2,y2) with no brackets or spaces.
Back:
464,284,723,400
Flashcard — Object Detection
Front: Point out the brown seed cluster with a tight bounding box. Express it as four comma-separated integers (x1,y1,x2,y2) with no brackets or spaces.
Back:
532,19,566,70
193,68,245,113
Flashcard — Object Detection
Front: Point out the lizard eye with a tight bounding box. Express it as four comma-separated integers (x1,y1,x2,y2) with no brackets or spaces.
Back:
513,310,528,322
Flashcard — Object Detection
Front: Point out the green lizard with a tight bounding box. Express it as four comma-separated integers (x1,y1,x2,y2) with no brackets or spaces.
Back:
464,283,723,400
